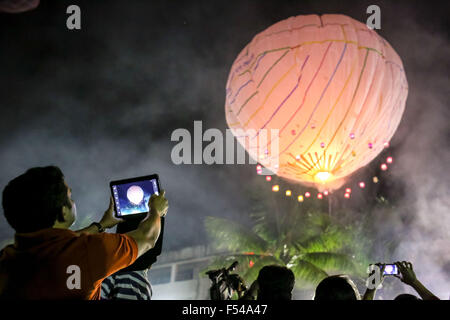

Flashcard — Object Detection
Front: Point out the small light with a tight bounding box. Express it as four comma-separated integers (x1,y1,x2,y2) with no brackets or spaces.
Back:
298,195,304,202
381,163,388,171
320,142,325,148
359,182,365,188
296,154,300,160
373,176,379,183
256,164,262,171
286,190,292,196
384,141,390,148
387,156,393,164
265,149,269,154
368,142,373,149
317,193,323,199
350,133,355,139
272,185,279,192
265,176,272,181
249,260,255,268
345,188,352,194
305,192,311,198
323,190,329,196
344,193,350,199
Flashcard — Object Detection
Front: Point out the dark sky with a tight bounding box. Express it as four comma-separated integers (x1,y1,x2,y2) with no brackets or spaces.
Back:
0,0,449,294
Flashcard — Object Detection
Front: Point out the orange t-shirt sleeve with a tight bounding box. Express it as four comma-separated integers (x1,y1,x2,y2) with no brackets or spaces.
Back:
85,233,138,282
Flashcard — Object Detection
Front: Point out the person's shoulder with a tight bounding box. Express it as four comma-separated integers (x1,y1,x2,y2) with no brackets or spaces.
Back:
80,232,136,250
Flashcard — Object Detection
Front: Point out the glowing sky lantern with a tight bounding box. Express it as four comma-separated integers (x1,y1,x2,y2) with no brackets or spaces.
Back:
225,14,408,191
127,185,144,205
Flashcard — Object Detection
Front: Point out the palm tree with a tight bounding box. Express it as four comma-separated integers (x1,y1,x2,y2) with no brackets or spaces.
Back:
204,182,371,290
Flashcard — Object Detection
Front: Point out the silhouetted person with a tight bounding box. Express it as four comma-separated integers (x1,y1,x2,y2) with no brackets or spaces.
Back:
314,275,360,300
394,293,420,300
364,261,439,300
241,265,295,300
0,166,168,299
393,261,439,300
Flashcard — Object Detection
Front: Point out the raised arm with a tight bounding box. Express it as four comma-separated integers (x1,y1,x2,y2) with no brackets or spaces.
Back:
126,191,168,258
394,261,439,300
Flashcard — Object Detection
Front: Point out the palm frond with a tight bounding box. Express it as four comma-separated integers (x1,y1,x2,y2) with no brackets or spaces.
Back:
301,227,351,253
289,259,328,288
204,216,268,252
301,252,356,274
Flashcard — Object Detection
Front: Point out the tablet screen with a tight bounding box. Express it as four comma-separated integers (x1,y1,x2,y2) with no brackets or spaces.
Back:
111,177,160,217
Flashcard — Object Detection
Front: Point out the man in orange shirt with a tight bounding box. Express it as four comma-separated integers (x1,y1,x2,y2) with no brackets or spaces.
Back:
0,166,168,299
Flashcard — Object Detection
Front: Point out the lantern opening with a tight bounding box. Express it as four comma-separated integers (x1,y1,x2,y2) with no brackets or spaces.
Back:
314,171,332,183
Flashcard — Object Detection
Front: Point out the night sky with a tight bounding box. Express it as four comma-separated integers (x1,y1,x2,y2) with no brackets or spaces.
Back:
0,0,449,296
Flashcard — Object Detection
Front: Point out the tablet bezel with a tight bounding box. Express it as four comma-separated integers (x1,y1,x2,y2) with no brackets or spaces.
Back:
110,174,161,218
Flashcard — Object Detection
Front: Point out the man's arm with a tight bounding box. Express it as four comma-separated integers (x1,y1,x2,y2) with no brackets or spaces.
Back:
395,261,439,300
126,191,168,258
74,197,122,235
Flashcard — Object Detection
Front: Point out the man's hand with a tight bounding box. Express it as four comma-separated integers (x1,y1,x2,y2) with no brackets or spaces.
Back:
240,280,258,300
394,261,417,286
149,190,168,217
126,190,168,258
99,196,123,229
393,261,439,300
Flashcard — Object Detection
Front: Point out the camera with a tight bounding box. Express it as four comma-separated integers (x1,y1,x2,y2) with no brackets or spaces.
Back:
205,261,247,300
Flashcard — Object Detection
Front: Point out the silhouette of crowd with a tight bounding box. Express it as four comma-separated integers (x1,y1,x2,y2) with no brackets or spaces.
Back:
238,262,440,300
0,166,442,301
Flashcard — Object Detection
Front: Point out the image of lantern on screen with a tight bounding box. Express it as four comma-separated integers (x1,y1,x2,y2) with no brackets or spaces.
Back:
113,180,158,216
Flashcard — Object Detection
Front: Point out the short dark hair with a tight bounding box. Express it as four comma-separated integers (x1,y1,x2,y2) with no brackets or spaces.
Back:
394,293,420,301
257,265,295,300
314,275,360,300
2,166,71,233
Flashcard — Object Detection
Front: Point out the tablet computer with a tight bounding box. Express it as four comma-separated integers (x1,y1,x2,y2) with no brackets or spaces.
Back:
110,174,161,218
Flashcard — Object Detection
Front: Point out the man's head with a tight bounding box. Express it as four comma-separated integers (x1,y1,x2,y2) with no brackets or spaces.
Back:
256,265,295,300
394,293,420,301
2,166,76,233
314,275,361,300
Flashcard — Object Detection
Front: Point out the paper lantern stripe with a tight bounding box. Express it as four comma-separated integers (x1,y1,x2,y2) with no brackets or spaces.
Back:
236,91,259,116
227,41,406,129
229,79,254,105
228,18,408,89
256,70,304,136
229,38,398,91
269,45,363,157
294,60,357,158
243,62,298,127
238,20,396,67
277,42,347,152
